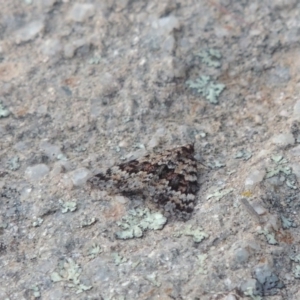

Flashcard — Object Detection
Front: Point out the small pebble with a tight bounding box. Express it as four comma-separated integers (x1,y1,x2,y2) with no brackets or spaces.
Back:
14,20,44,44
289,145,300,156
234,247,250,264
291,163,300,180
40,141,63,161
63,43,75,58
70,168,91,186
152,15,180,35
253,263,273,284
293,100,300,120
224,295,238,300
40,38,62,57
272,133,294,146
245,169,266,187
67,3,95,22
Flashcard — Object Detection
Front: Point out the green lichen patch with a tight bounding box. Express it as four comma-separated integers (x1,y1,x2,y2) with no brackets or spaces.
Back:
88,55,101,65
0,102,10,118
286,178,297,189
196,254,208,275
31,285,41,298
265,155,298,189
244,287,263,300
234,149,252,161
0,223,8,229
281,215,297,229
74,145,87,153
186,75,225,104
145,273,161,287
266,165,291,178
112,252,128,265
293,265,300,279
115,208,167,240
206,188,233,201
87,243,102,259
196,49,222,68
50,258,92,294
290,253,300,263
7,156,20,171
207,160,226,169
59,200,77,213
175,224,209,243
32,217,44,227
80,217,97,228
257,229,278,245
266,155,291,178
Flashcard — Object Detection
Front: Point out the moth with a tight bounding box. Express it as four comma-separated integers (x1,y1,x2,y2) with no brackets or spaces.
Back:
88,144,199,219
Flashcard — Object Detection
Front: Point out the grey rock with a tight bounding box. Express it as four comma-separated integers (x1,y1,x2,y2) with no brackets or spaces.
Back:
14,20,44,44
40,141,63,161
234,247,250,264
25,164,50,180
67,3,95,22
40,38,62,57
70,168,91,186
272,133,294,147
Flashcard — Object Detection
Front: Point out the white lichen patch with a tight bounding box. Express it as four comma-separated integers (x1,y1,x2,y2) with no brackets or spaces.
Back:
186,75,225,104
196,49,222,68
87,244,102,260
115,208,167,240
175,224,209,243
32,217,43,227
112,252,128,265
234,149,252,161
0,102,10,118
80,217,97,228
206,188,233,201
257,229,278,245
196,254,208,275
59,200,77,213
50,258,92,294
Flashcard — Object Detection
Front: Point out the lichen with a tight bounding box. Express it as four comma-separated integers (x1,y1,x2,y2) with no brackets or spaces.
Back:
87,243,102,259
60,200,77,213
7,156,20,171
266,155,291,178
175,224,209,243
234,149,252,161
32,218,43,227
266,165,291,178
281,215,296,229
196,254,208,275
196,49,222,68
50,258,92,294
265,155,298,189
115,208,167,240
293,265,300,278
80,217,97,228
31,285,41,298
207,160,226,169
206,188,233,201
257,229,277,245
145,273,161,287
186,75,225,104
88,55,101,65
244,287,263,300
112,252,128,265
290,253,300,263
0,102,10,118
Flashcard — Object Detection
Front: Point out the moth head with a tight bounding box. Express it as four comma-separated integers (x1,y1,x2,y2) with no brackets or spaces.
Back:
179,143,195,158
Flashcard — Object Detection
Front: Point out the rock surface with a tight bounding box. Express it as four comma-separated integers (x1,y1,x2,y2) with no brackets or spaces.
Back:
1,1,300,299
